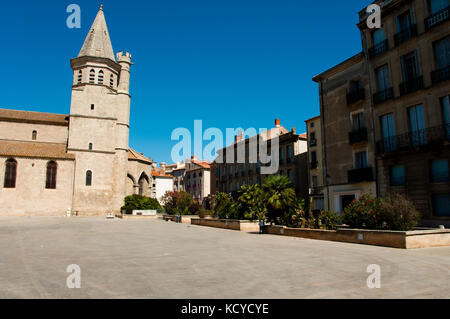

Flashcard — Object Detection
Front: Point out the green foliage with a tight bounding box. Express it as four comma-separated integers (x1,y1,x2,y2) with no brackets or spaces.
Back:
262,175,296,224
283,198,339,230
236,184,267,221
214,192,241,219
188,202,202,215
198,208,212,218
121,195,161,214
342,193,420,231
161,191,193,215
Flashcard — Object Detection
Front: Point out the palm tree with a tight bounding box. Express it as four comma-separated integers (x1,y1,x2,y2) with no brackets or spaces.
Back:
262,175,296,224
237,184,266,221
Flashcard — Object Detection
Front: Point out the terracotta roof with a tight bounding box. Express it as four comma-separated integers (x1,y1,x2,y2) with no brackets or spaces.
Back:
191,159,211,169
128,148,153,164
299,133,307,139
152,170,173,178
0,108,69,126
0,140,75,160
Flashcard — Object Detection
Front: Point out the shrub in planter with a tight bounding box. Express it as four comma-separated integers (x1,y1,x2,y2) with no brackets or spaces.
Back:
316,210,340,230
262,175,296,225
378,193,421,231
214,192,234,219
161,191,193,215
341,194,382,229
236,184,267,221
188,202,202,215
121,195,161,215
198,208,212,218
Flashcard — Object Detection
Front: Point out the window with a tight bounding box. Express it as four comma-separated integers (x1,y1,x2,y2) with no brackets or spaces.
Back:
88,143,93,150
351,112,365,131
91,104,95,110
110,74,114,88
314,198,325,211
432,194,450,216
311,151,318,164
408,105,427,146
396,10,413,32
229,166,233,176
312,175,318,188
98,70,104,85
434,36,450,69
429,0,449,15
46,161,57,189
77,70,82,84
391,165,406,186
229,183,233,192
279,147,285,164
32,130,37,141
89,69,95,83
287,169,293,182
380,113,396,151
442,96,450,139
86,170,92,186
4,159,17,188
431,159,449,183
287,145,293,163
401,51,420,81
372,28,386,46
355,151,368,169
376,65,391,91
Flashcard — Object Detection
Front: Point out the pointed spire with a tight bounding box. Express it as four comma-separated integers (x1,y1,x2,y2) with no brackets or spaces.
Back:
78,6,115,61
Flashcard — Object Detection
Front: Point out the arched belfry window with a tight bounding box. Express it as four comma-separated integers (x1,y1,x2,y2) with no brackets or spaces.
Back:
89,69,95,83
98,70,104,85
46,161,57,189
77,70,82,84
86,170,92,186
4,158,17,188
110,74,114,88
32,130,37,141
88,143,93,150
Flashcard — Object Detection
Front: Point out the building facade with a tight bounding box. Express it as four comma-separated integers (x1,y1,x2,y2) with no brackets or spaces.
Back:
185,156,211,202
311,0,449,225
213,119,308,198
0,6,154,216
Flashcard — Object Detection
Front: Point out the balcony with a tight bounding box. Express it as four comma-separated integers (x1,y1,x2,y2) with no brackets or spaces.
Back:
425,6,449,30
349,127,368,145
310,186,324,195
310,161,318,169
431,66,450,85
348,167,374,184
369,40,388,59
310,139,317,147
373,87,394,104
376,124,450,155
346,88,365,105
399,76,423,96
394,24,417,46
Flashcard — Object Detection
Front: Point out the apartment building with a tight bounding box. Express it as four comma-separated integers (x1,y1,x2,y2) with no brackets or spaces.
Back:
313,53,377,213
213,119,308,198
311,0,449,225
358,0,449,225
169,162,186,192
184,156,211,202
305,116,325,211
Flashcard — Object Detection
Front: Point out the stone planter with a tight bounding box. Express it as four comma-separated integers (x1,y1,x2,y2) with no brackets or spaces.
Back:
265,225,450,249
191,218,260,232
163,215,198,224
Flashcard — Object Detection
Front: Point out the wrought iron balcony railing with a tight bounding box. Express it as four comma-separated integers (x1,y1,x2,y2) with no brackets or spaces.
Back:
431,65,450,85
394,24,417,46
349,127,368,145
373,87,394,104
399,75,423,96
425,6,449,30
376,124,450,155
347,88,365,105
348,167,374,184
369,40,388,59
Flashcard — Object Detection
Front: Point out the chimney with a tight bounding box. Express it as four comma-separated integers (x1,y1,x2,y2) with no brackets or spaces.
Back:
275,119,281,128
292,127,296,134
160,162,167,173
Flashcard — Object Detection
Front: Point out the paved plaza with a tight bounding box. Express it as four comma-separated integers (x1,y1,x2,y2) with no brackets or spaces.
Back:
0,217,449,299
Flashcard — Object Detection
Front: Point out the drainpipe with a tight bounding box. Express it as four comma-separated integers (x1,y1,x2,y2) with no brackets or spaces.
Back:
362,30,380,198
318,79,330,210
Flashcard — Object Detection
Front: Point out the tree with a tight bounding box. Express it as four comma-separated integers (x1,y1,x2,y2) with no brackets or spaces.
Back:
237,184,267,221
121,194,161,214
161,191,193,215
262,175,296,225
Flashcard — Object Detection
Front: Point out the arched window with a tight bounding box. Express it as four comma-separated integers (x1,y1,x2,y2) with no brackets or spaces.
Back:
86,170,92,186
45,161,57,189
88,143,93,150
109,74,114,88
89,69,95,83
77,70,82,84
98,70,104,85
32,130,37,141
4,158,17,188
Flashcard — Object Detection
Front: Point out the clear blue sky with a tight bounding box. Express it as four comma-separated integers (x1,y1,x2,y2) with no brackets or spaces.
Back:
0,0,372,164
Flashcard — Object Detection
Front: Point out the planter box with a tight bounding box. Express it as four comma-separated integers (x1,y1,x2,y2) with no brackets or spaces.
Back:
265,225,450,249
191,218,260,232
163,215,198,224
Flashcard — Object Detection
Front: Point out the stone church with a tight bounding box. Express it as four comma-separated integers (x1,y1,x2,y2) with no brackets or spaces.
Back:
0,6,155,216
